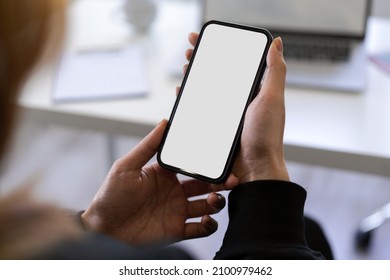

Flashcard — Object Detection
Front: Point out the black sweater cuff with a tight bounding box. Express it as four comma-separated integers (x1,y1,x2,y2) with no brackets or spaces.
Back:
214,180,320,259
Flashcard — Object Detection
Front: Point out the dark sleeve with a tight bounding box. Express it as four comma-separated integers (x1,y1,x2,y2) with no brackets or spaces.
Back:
214,180,325,260
36,233,193,260
33,212,194,260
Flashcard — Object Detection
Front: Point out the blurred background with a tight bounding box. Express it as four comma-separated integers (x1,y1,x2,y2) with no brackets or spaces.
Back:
1,0,390,259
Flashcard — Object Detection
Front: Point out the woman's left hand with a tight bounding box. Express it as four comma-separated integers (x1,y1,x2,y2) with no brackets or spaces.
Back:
82,120,238,245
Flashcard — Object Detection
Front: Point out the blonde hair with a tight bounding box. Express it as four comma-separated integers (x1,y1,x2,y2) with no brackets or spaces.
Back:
0,0,67,158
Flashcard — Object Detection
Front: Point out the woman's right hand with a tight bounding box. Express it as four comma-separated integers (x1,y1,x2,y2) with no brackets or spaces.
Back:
233,37,289,183
184,33,289,183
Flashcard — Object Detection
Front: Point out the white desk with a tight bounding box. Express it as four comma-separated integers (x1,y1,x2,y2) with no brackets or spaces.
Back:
20,0,390,177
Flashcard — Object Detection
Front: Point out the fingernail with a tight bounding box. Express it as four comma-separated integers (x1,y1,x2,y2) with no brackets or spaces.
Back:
203,215,218,232
214,193,225,209
274,37,283,53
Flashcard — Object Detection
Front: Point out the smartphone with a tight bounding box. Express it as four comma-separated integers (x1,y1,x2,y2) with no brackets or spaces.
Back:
157,21,272,183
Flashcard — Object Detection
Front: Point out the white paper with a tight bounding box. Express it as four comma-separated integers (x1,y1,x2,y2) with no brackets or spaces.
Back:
53,46,149,102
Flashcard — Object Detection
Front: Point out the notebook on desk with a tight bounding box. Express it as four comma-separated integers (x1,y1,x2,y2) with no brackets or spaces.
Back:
202,0,372,92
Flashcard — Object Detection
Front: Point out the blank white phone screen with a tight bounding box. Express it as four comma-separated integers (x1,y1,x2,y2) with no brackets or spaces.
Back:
159,23,269,180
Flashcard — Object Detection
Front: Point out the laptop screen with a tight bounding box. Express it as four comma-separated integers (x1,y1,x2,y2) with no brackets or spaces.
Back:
203,0,370,38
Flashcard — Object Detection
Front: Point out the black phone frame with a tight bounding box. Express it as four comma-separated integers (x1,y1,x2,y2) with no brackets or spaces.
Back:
157,20,273,184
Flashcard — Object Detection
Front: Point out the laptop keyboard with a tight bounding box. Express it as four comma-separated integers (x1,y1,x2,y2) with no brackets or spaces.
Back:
280,34,351,62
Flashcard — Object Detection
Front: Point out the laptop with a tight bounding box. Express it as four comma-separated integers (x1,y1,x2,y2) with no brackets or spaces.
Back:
202,0,371,92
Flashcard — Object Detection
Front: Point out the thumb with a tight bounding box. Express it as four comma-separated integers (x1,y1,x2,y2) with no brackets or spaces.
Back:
259,37,286,100
115,119,168,171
